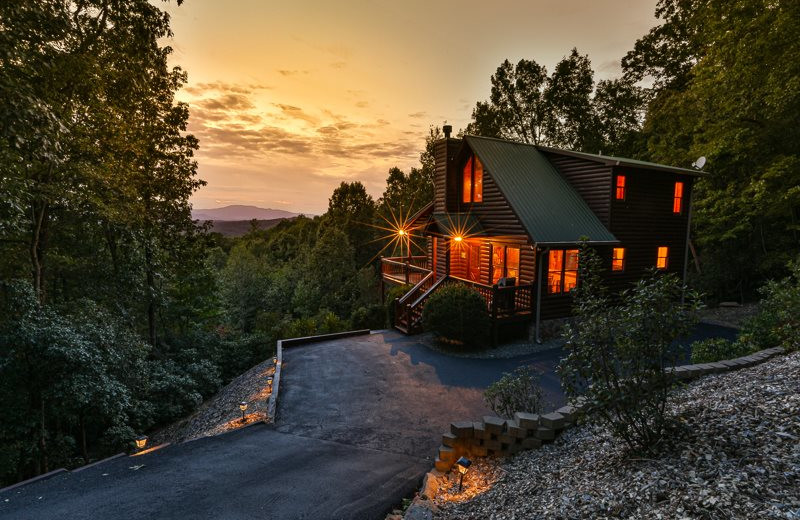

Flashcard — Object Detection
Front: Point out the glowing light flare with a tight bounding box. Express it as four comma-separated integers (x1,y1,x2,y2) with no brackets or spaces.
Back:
453,236,462,242
363,200,428,266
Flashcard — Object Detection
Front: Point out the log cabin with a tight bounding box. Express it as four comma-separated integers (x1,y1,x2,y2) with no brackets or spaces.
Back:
381,126,702,342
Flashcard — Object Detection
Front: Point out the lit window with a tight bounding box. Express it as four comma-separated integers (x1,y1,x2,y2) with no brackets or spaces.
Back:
673,181,684,214
491,245,519,283
462,154,483,203
615,174,626,200
548,249,579,294
656,246,669,269
462,156,472,203
612,248,625,271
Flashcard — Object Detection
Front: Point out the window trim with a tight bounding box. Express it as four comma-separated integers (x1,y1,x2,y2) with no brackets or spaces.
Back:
656,246,669,270
673,181,684,214
547,248,579,294
461,153,484,204
612,247,626,272
615,174,626,200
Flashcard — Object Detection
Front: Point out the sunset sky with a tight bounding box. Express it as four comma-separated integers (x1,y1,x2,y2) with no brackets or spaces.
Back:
163,0,658,215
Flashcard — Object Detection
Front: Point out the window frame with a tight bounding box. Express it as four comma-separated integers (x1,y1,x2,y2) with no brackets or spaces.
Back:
491,244,520,284
656,246,669,270
461,153,484,204
673,180,684,214
612,247,626,272
547,248,579,294
614,173,626,200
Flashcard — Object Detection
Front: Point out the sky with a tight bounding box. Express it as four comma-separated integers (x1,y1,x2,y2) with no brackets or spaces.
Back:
162,0,659,215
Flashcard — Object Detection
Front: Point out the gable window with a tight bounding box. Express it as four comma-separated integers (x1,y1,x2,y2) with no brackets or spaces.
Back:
612,247,625,272
673,181,684,214
547,249,578,294
656,246,669,269
462,154,483,203
615,174,626,200
491,245,520,284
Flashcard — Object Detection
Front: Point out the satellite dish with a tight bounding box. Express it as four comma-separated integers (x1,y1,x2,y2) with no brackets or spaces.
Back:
692,156,706,170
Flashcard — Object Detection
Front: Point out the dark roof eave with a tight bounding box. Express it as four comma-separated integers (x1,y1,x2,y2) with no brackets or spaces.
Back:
534,239,621,247
536,145,706,177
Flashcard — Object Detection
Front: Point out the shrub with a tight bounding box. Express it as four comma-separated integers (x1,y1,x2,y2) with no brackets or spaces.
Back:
350,304,386,330
384,284,412,327
422,284,490,348
690,337,752,364
484,366,545,419
738,257,800,352
557,243,702,455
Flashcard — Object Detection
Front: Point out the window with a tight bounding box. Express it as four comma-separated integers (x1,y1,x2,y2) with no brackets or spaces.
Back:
656,246,669,269
548,249,578,294
615,174,626,200
462,154,483,203
468,243,481,282
491,245,520,284
673,181,684,214
612,247,625,272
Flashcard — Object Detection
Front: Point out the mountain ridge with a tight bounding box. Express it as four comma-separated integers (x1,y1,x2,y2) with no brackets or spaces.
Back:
191,205,304,221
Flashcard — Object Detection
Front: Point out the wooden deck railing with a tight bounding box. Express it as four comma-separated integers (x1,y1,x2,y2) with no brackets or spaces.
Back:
380,256,431,286
448,276,535,319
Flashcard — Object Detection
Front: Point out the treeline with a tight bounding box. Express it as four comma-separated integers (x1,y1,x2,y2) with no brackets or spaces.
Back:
466,0,800,300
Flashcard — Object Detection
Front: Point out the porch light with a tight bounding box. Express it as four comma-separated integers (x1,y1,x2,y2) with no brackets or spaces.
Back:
135,435,148,450
397,228,406,236
453,235,463,243
239,401,248,422
267,376,273,387
456,456,471,492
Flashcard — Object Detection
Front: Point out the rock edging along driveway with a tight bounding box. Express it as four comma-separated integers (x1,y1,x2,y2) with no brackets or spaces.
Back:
411,345,787,511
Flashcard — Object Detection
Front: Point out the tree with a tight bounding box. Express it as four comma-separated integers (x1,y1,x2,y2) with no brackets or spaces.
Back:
624,0,800,298
327,181,377,267
466,49,644,153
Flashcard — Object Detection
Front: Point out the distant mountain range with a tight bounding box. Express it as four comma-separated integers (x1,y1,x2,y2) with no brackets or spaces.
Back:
191,205,303,221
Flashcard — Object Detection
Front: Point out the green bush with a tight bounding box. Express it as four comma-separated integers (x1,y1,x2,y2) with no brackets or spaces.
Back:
484,366,545,419
738,258,800,352
422,284,490,348
557,243,702,455
690,337,752,364
384,284,412,327
350,304,386,330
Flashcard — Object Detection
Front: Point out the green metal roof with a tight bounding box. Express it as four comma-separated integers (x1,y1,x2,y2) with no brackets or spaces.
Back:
536,145,704,176
430,212,485,237
464,135,618,245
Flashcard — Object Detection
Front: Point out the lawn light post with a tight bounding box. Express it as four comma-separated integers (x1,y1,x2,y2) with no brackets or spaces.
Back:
135,435,148,451
239,401,248,422
456,456,471,493
267,376,273,388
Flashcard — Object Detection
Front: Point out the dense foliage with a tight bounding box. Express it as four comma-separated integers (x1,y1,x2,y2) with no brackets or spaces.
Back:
558,244,701,454
484,366,545,419
422,284,490,348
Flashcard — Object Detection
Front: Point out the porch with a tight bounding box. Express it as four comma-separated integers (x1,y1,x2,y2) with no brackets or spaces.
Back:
380,256,535,340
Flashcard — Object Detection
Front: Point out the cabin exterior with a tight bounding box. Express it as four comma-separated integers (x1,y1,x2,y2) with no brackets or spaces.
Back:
381,128,700,340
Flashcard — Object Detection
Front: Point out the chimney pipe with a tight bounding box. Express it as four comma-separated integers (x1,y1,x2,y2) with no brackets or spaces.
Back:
443,124,452,139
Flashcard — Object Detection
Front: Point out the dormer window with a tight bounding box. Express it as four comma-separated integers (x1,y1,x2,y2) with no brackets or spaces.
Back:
462,154,483,203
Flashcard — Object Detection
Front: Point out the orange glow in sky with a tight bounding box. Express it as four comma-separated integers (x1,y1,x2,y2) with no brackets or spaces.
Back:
162,0,657,214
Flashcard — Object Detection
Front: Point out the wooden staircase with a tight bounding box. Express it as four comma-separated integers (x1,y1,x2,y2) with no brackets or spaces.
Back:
393,274,446,334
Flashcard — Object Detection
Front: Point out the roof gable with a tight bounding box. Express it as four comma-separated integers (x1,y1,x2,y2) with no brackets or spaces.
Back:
463,135,618,245
537,146,704,176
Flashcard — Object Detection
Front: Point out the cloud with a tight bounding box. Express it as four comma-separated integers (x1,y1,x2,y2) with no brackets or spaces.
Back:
330,61,347,69
197,93,255,111
408,111,427,119
277,69,309,76
355,101,369,108
274,104,320,126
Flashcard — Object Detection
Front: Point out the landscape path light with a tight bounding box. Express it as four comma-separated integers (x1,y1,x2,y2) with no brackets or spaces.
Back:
456,456,471,492
135,435,148,451
239,401,248,422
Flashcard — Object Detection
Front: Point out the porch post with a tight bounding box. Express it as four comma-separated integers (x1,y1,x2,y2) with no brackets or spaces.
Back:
534,246,546,344
681,184,695,305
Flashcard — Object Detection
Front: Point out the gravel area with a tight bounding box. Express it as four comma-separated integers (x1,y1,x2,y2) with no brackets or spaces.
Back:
698,303,759,329
433,351,800,519
148,358,276,445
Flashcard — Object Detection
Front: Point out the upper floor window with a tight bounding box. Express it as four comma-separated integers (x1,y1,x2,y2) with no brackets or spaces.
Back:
462,154,483,203
615,174,626,200
656,246,669,269
548,249,578,294
673,181,684,214
612,247,625,272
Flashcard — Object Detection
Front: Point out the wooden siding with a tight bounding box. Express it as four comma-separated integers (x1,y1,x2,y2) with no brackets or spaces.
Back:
433,138,462,214
456,168,529,237
543,152,613,227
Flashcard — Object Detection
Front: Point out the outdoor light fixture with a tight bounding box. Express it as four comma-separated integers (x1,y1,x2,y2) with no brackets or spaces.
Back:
453,235,463,242
456,456,471,492
239,401,248,422
272,356,277,365
135,435,148,450
397,228,406,236
267,376,273,387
